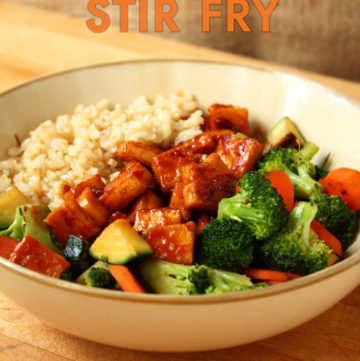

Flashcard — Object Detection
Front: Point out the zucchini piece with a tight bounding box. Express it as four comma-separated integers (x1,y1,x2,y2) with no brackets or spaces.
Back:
89,219,153,264
0,187,30,229
0,204,62,254
76,260,114,288
270,117,306,148
64,235,92,275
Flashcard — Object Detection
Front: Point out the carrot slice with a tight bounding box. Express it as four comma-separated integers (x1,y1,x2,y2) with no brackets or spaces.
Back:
108,265,146,294
265,170,294,211
0,236,18,260
319,167,360,211
243,268,301,282
311,219,343,257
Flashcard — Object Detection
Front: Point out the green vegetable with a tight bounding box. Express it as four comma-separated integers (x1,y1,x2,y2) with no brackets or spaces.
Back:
269,116,306,148
310,191,357,251
218,171,289,240
257,145,321,199
195,218,254,272
89,219,153,264
314,165,329,181
0,204,62,254
76,260,115,288
138,259,265,295
0,187,30,229
64,235,92,276
260,202,334,275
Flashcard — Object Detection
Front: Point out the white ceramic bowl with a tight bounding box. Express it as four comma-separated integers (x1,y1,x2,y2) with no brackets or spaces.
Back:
0,60,359,352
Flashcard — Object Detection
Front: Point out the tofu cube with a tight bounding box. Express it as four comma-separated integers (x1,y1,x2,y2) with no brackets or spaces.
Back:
128,189,164,224
77,186,110,227
100,161,152,211
133,207,182,233
182,162,237,213
207,104,249,135
146,222,196,265
216,135,264,179
169,182,191,221
116,141,162,167
46,199,101,246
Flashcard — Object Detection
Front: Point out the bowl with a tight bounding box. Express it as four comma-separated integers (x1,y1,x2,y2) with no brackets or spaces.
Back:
0,60,359,352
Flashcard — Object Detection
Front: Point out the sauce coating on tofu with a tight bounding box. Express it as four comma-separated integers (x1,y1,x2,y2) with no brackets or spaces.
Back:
182,162,237,213
134,208,182,233
207,104,250,135
116,141,162,167
216,135,264,179
146,222,196,265
46,199,101,246
100,161,152,211
128,190,164,224
10,235,70,278
169,182,191,221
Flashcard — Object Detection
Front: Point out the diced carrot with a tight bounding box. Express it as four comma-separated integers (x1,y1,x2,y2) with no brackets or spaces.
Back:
108,265,146,293
243,269,301,282
9,235,70,278
0,236,19,260
319,168,360,211
311,219,343,257
264,170,294,211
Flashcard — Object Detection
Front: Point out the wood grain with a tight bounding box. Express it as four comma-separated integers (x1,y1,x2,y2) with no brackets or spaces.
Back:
0,2,360,361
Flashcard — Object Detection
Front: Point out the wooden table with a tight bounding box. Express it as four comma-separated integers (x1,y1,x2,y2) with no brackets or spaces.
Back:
1,2,360,360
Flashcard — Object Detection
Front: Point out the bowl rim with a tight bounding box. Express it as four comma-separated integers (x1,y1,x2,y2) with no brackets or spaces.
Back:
0,58,359,305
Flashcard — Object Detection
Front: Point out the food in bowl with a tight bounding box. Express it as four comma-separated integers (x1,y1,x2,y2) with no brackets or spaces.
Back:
0,92,359,295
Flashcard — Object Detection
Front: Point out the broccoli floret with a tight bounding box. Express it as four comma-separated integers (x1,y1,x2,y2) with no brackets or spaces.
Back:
195,218,253,272
260,202,334,275
218,172,289,240
310,191,357,251
258,145,321,199
314,165,329,181
138,259,261,295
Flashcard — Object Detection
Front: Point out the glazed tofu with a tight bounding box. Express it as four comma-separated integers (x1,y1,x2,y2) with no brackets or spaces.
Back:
128,189,164,224
133,207,182,233
196,213,211,233
207,104,250,135
46,199,101,246
77,186,110,227
182,162,237,213
151,149,196,194
100,161,152,211
216,135,264,179
169,182,191,221
151,130,233,194
64,174,106,200
146,222,196,265
203,153,229,171
116,141,162,167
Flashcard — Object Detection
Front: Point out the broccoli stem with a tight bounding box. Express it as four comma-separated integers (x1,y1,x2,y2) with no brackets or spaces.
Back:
287,202,318,248
221,203,266,224
299,142,319,160
284,164,321,199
